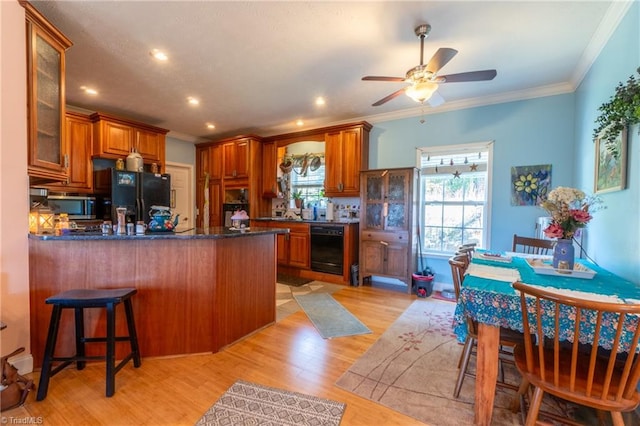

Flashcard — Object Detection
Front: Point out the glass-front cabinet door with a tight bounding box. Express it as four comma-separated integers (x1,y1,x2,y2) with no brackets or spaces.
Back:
362,173,384,229
24,2,72,181
361,169,410,231
385,170,409,230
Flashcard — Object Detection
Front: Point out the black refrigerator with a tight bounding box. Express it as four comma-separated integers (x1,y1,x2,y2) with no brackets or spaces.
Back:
97,169,171,223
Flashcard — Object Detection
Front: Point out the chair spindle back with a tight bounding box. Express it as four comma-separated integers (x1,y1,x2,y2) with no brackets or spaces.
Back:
514,282,640,404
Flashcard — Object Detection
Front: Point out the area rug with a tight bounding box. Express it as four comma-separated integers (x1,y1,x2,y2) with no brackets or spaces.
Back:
430,290,456,303
335,299,591,426
196,380,345,426
294,293,372,339
277,273,313,286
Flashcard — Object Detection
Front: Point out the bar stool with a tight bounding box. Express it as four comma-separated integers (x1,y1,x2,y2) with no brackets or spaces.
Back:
36,288,141,400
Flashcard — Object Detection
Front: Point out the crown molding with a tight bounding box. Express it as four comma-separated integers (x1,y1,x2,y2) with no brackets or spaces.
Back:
570,0,634,89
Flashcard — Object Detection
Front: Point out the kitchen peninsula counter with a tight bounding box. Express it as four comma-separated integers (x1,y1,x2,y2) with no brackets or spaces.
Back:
29,227,286,367
29,226,283,240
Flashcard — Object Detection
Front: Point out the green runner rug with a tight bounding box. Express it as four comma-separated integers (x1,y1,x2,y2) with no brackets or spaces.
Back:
294,293,371,339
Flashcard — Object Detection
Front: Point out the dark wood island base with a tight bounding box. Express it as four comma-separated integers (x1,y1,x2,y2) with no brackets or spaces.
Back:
29,228,283,368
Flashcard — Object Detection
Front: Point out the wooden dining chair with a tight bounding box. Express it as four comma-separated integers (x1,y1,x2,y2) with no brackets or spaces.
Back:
512,234,556,255
449,255,522,398
456,243,477,265
513,282,640,426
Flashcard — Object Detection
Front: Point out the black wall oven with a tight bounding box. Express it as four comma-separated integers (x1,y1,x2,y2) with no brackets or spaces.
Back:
310,225,344,275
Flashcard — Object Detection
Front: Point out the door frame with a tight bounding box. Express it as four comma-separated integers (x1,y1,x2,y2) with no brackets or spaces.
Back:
165,161,195,230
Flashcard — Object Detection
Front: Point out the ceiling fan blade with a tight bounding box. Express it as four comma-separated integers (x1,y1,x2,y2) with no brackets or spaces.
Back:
438,69,497,83
362,76,405,82
425,48,458,74
372,88,407,106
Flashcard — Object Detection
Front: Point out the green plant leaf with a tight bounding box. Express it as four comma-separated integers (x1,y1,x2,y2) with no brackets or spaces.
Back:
593,67,640,157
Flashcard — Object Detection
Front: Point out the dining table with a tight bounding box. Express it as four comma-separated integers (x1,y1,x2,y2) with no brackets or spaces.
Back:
452,252,640,426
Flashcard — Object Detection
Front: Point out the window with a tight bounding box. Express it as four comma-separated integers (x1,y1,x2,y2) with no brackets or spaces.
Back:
419,142,493,254
290,163,325,207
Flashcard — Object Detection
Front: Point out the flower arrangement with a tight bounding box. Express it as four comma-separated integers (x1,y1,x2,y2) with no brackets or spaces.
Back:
539,187,602,240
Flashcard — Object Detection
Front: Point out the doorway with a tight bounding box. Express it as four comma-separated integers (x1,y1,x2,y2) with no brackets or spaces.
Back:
165,162,194,231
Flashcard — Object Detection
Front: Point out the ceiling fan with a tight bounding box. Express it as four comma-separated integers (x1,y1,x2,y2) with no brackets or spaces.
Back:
362,24,497,106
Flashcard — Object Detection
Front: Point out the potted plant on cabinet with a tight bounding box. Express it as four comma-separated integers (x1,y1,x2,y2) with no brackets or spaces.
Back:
292,190,304,209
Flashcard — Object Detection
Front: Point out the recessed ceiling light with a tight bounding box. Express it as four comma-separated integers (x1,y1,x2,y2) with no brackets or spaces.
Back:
315,97,325,106
206,123,215,129
187,97,200,106
296,119,304,126
80,86,98,95
150,49,168,61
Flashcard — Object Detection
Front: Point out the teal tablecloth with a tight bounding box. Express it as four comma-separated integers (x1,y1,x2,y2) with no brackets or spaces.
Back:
453,256,640,352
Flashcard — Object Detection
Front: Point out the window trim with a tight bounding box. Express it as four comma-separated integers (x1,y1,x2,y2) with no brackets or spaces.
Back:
416,141,494,254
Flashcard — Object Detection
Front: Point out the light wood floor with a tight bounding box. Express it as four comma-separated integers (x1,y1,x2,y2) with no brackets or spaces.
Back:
5,284,433,425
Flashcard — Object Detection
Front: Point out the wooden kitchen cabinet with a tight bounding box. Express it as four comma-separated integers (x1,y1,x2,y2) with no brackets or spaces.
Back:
196,144,222,227
23,1,73,182
43,112,93,192
196,144,222,180
196,136,263,224
90,112,168,168
263,221,310,269
222,138,250,179
135,128,165,162
359,168,419,293
261,141,278,197
280,222,310,269
288,230,310,268
324,122,371,197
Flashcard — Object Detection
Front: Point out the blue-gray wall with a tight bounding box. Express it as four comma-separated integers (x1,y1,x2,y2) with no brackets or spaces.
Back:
574,2,639,283
166,136,196,166
368,2,639,285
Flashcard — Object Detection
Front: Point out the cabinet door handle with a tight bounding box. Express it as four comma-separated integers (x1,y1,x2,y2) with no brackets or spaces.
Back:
383,202,388,217
380,240,389,246
64,154,69,169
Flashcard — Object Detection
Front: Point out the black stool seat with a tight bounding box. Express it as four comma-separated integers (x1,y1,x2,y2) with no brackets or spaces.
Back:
46,288,137,307
37,288,141,401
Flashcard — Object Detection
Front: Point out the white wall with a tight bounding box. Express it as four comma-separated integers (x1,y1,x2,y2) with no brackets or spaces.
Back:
0,1,33,372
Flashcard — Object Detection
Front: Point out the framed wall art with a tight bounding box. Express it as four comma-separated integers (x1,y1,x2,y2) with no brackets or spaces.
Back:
510,164,552,206
594,127,627,194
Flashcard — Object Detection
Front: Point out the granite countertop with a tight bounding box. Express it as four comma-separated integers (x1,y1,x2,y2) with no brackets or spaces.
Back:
252,217,359,225
28,226,287,241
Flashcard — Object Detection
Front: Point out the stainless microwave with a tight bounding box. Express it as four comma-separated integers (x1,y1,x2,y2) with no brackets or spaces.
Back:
47,195,96,220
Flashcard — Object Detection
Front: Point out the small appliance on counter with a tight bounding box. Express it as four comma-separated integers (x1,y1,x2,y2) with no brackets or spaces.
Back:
46,194,96,220
147,206,180,232
223,202,249,227
229,209,249,230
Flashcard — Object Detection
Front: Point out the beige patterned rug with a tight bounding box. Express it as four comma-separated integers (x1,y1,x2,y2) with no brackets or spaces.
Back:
195,380,345,426
335,299,607,426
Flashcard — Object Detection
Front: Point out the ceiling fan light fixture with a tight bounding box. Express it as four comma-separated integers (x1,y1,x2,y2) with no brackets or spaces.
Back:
406,81,438,103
